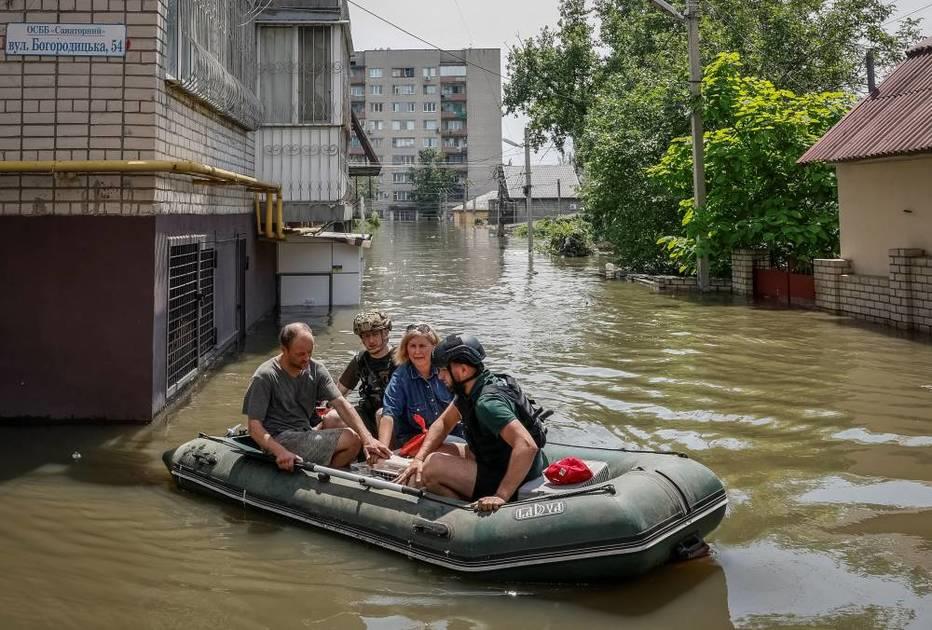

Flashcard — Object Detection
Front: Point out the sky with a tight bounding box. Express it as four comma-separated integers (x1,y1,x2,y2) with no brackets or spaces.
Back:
348,0,932,165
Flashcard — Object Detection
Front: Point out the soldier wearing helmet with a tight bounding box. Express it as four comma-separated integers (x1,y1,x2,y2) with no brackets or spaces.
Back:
395,334,547,513
319,311,396,448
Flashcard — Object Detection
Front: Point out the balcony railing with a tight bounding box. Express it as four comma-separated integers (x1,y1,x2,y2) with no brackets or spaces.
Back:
440,92,467,102
441,127,467,137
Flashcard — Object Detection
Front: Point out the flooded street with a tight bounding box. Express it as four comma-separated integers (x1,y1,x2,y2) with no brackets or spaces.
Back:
1,221,931,629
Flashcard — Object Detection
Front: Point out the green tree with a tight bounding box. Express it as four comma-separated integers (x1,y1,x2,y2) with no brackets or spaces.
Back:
503,0,921,271
648,53,852,273
408,149,458,218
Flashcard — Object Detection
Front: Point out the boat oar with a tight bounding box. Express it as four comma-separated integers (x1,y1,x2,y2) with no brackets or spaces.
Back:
226,443,472,510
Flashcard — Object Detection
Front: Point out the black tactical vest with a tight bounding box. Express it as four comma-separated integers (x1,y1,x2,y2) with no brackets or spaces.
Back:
457,373,550,470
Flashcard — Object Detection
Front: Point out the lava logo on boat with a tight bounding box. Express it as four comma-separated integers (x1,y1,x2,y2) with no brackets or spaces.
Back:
513,501,565,521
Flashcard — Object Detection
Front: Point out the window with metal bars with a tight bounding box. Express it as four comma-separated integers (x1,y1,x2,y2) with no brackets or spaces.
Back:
167,238,216,397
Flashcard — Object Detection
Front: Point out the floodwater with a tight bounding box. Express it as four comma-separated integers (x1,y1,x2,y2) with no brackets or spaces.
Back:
1,222,931,629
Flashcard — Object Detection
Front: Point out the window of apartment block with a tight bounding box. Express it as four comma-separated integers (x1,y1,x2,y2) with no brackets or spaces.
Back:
403,102,415,113
423,102,437,113
423,67,437,78
444,119,465,130
351,102,364,115
443,137,466,148
392,155,417,165
369,68,383,78
369,102,383,113
392,137,416,148
423,85,438,95
259,26,332,124
441,83,465,96
393,84,416,96
424,138,439,148
392,173,413,184
441,102,466,116
165,1,258,127
370,84,383,96
439,64,467,77
350,85,364,97
392,67,415,78
424,120,438,130
445,154,466,164
393,191,413,201
391,103,401,113
366,120,384,131
392,120,415,131
371,137,383,146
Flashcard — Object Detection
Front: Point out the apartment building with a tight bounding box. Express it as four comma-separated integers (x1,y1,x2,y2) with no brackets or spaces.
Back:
349,48,502,220
0,1,369,423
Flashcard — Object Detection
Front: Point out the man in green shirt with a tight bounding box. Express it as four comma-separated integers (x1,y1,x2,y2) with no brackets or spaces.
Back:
395,334,546,513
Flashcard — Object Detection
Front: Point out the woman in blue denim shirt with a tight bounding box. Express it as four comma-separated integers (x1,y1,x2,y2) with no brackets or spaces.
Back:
381,323,464,449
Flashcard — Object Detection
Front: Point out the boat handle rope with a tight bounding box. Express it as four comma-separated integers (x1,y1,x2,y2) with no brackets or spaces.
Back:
547,440,689,458
194,434,618,511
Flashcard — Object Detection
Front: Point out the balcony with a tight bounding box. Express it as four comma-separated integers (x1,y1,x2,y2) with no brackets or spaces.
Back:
441,109,467,119
440,127,467,137
440,92,467,102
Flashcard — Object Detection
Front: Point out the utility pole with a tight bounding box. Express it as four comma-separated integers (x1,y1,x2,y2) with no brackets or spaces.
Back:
648,0,708,291
463,177,469,227
525,126,533,252
557,178,562,217
687,0,709,291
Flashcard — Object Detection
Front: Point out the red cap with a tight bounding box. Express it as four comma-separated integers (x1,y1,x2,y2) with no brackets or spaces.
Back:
544,457,593,485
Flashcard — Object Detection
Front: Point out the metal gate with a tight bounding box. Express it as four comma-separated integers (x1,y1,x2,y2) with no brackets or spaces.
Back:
166,236,216,398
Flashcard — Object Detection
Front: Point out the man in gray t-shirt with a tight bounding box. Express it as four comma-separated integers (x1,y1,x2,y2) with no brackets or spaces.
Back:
243,322,391,470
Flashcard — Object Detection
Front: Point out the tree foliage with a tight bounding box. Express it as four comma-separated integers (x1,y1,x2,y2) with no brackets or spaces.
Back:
408,149,458,216
503,0,921,271
649,53,853,273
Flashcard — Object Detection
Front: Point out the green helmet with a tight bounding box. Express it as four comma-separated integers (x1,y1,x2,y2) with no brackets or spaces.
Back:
352,311,392,336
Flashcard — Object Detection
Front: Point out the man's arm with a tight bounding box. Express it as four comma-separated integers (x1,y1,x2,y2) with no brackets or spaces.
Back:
247,418,299,472
473,420,538,513
377,410,393,447
394,401,462,485
330,395,392,461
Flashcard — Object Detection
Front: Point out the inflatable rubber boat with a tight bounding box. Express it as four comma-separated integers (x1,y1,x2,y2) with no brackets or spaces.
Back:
163,433,726,581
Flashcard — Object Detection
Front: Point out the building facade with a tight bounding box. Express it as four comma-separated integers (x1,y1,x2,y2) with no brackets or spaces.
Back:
799,36,932,335
0,0,364,422
349,48,502,220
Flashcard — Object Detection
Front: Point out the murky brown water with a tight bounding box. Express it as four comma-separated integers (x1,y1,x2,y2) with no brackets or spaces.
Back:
2,222,931,629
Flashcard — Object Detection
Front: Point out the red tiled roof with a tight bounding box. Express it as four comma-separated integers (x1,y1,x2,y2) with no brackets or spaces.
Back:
798,37,932,164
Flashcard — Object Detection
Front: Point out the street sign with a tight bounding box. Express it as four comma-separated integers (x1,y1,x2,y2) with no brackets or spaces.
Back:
5,23,126,57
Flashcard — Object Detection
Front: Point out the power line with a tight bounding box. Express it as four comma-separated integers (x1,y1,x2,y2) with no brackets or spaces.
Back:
348,0,503,79
347,0,587,110
883,2,932,26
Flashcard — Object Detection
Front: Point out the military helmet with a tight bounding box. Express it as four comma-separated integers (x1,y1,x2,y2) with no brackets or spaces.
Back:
352,311,392,336
432,334,486,368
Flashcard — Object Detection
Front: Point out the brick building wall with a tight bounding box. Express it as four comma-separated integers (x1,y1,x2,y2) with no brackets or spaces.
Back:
814,249,932,335
0,2,256,218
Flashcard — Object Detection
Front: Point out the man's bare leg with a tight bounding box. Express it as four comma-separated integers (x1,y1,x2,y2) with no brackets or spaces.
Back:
329,428,361,467
421,451,477,499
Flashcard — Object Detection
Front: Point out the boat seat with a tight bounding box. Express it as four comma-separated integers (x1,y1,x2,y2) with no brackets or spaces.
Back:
517,460,610,499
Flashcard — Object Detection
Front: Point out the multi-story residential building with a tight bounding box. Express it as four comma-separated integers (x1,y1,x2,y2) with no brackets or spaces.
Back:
0,1,374,423
349,48,502,220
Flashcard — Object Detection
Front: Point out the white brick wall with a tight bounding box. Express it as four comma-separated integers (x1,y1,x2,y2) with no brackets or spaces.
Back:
0,1,256,217
814,249,932,335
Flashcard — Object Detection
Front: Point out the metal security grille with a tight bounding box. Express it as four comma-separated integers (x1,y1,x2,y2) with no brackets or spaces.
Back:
167,238,216,397
198,247,216,357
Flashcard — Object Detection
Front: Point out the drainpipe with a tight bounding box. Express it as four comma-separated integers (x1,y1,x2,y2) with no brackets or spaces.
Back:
276,192,284,240
265,192,275,239
254,193,262,236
